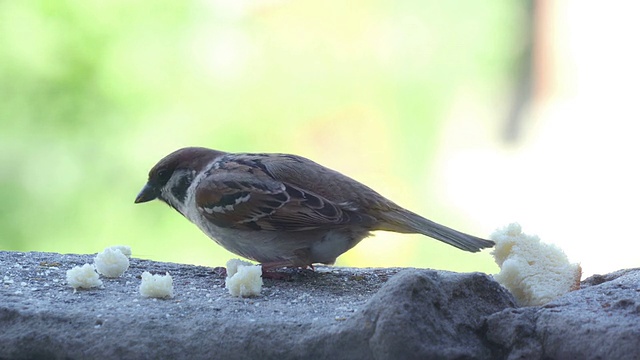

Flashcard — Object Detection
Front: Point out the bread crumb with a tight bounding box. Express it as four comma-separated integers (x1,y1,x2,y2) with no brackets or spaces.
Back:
226,258,254,278
491,223,582,306
225,260,262,297
139,271,173,298
94,248,130,278
66,264,103,291
107,245,132,257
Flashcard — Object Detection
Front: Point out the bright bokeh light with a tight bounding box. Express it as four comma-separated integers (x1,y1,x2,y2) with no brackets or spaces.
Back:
436,0,640,276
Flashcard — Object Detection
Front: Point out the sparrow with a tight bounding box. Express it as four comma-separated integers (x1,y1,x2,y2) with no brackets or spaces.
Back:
135,147,494,270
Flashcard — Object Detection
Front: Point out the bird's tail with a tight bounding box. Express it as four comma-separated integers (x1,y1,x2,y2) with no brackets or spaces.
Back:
377,209,494,252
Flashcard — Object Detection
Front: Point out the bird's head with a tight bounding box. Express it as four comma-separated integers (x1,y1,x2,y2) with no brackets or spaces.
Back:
135,147,225,214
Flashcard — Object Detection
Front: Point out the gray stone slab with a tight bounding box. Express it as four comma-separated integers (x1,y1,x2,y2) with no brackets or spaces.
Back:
1,251,638,360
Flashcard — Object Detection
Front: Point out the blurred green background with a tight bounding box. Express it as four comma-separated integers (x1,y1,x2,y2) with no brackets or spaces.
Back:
0,0,526,273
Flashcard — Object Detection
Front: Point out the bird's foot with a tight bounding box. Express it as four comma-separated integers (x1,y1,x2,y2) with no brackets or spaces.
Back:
259,261,316,280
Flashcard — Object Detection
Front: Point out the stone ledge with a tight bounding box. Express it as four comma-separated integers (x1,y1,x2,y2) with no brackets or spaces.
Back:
0,251,638,360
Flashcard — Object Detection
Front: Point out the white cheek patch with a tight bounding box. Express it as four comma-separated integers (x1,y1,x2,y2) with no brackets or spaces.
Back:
160,169,199,214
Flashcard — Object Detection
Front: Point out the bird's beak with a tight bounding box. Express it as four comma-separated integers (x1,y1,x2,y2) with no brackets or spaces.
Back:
134,183,158,204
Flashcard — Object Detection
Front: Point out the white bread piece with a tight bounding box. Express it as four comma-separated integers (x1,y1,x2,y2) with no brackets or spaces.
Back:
66,264,103,291
225,258,255,278
225,262,263,298
139,271,174,298
107,245,132,257
94,248,130,278
491,223,581,306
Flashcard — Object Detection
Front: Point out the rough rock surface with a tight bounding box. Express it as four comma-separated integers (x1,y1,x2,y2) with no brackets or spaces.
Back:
0,251,638,360
486,268,640,360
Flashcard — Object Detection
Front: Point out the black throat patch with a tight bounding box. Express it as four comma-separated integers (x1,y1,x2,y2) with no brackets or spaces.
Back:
170,172,193,204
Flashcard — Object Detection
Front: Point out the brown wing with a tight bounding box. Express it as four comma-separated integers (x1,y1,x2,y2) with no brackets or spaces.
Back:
195,156,375,231
257,154,397,212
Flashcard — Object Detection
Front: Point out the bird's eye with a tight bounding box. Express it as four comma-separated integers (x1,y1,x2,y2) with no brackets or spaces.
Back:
157,169,170,181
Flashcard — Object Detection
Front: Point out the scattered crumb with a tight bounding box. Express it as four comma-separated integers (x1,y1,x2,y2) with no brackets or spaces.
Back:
108,245,132,257
139,272,173,298
225,259,254,278
66,264,103,291
491,223,582,306
94,248,130,278
226,262,263,298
